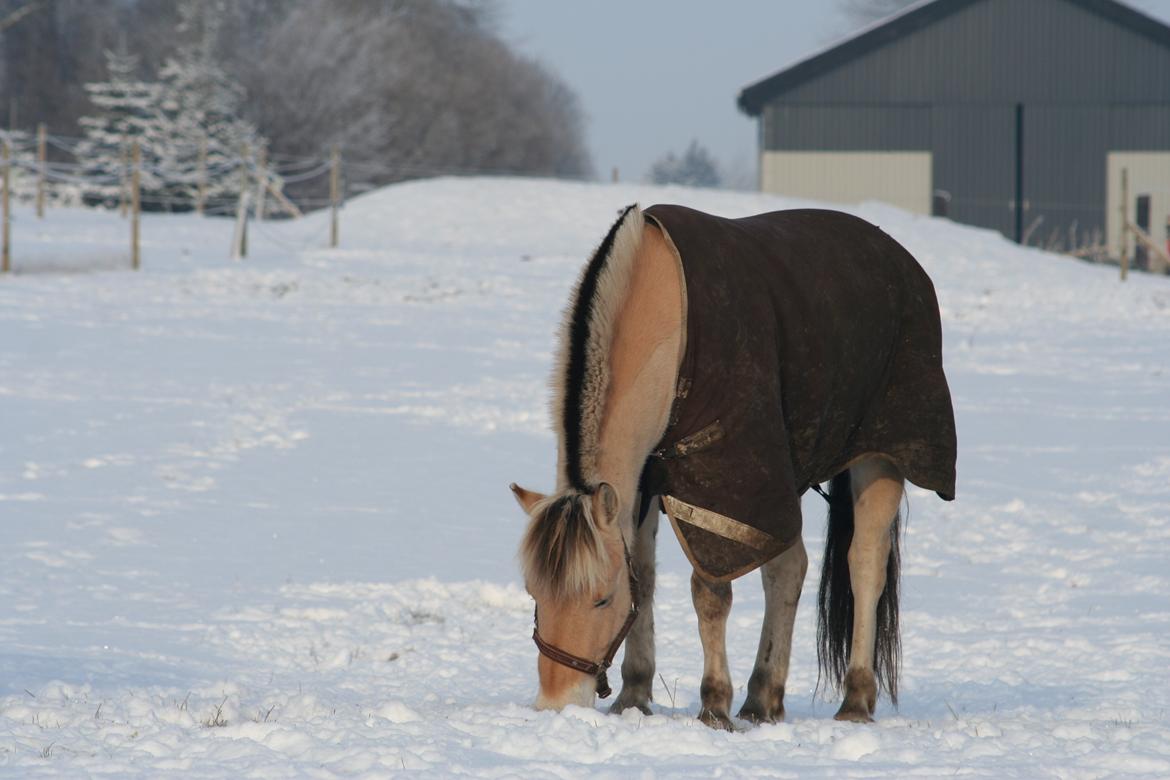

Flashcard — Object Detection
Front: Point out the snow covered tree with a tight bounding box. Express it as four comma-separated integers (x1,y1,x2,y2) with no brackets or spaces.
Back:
0,129,37,203
76,2,272,212
153,0,268,210
648,141,721,189
75,47,169,207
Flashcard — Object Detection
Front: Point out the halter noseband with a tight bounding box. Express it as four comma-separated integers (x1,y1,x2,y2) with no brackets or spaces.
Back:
531,542,639,699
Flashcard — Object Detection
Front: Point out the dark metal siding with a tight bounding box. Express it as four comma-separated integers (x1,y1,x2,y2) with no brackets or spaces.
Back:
1023,105,1108,246
930,105,1018,238
757,0,1170,243
1109,104,1170,148
764,104,931,150
772,0,1170,104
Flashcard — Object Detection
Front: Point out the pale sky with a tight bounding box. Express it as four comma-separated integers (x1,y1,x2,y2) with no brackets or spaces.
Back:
497,0,1170,186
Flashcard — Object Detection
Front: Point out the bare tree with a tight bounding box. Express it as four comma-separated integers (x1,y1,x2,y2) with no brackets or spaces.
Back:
0,1,42,34
648,141,721,188
240,0,591,199
0,0,591,204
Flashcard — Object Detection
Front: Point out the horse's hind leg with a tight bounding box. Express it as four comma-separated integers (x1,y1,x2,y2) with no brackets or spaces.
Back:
836,456,903,722
691,571,734,730
610,497,659,715
738,539,808,724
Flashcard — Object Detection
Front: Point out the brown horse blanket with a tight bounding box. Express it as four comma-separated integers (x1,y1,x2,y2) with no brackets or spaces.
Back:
640,205,957,582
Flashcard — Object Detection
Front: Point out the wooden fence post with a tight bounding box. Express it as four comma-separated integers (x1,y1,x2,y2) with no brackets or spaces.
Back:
255,146,267,221
1119,167,1129,282
1125,218,1170,275
266,179,303,219
2,137,9,273
240,144,250,257
35,123,46,219
196,135,207,216
330,145,340,248
131,140,141,270
119,139,129,218
231,145,250,259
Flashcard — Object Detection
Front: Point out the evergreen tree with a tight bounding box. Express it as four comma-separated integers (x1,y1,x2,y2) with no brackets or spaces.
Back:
154,0,268,211
76,2,273,212
0,129,38,204
75,47,169,207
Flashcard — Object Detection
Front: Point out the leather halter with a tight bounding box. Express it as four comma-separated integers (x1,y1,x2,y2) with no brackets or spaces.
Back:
531,542,639,699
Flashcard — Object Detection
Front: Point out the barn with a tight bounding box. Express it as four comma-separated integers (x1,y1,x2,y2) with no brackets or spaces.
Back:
737,0,1170,264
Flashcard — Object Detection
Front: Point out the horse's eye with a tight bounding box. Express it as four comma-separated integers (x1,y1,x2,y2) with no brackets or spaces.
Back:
593,596,611,609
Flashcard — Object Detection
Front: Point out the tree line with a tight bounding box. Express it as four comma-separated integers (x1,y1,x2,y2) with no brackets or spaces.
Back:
0,0,592,209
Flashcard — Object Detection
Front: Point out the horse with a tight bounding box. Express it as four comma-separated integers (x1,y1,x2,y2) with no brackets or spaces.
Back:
511,204,956,728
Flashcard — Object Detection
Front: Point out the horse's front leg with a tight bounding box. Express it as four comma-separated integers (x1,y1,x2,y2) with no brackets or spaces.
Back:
691,571,734,730
738,539,808,724
610,499,659,716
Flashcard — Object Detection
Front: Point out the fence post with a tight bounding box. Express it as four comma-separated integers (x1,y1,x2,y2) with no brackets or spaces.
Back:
196,135,207,216
330,145,340,248
131,140,141,270
231,144,250,260
1119,167,1128,282
119,138,129,218
2,137,9,273
36,123,46,219
255,146,267,221
240,144,250,257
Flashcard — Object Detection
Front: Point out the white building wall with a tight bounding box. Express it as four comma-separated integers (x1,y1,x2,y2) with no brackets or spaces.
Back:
1106,152,1170,265
760,151,933,215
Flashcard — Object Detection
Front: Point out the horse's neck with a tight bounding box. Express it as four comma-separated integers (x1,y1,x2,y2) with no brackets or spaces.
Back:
593,223,685,526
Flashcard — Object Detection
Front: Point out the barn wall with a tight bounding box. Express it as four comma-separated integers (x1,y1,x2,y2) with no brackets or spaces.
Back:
760,151,933,214
753,0,1170,247
1106,151,1170,265
930,104,1018,238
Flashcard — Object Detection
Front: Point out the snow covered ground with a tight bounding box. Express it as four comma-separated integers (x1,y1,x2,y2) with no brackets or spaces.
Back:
1,177,1168,778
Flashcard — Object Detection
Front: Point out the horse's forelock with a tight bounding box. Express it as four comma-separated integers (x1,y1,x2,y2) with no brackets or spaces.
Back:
520,491,612,599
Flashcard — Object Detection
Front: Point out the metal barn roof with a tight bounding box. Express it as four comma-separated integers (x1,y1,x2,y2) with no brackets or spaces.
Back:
737,0,1170,115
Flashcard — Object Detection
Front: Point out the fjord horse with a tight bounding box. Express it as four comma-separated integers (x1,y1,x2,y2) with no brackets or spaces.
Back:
511,204,956,727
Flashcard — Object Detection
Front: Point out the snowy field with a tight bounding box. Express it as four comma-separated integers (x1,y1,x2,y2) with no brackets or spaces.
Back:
1,177,1169,778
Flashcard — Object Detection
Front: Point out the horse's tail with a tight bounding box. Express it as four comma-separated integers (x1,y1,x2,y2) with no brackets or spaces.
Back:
816,470,902,703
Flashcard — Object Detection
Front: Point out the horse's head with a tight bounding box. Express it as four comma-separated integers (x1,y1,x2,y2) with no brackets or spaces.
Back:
512,482,635,711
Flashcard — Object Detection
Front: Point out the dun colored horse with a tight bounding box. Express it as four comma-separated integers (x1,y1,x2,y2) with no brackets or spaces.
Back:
511,204,956,727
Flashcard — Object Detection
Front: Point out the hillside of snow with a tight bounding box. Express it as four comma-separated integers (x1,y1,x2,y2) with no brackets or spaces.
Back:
1,177,1168,777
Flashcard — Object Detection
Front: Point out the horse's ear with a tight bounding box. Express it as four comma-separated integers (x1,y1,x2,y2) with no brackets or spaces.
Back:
510,483,545,515
594,482,620,527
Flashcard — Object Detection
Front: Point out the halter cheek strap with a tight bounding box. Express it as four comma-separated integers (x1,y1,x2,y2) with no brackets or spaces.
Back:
532,543,639,699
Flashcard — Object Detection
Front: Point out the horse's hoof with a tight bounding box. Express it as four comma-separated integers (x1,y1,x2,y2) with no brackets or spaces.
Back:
737,702,783,725
833,704,875,723
698,708,735,731
609,697,652,716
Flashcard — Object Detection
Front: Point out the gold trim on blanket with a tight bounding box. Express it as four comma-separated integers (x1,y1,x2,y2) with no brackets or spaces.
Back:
662,495,774,551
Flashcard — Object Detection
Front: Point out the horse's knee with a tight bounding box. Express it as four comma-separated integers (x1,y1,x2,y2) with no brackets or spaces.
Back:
690,573,732,619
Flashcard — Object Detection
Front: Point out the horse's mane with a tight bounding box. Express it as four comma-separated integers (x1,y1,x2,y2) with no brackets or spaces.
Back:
552,204,645,493
520,491,612,599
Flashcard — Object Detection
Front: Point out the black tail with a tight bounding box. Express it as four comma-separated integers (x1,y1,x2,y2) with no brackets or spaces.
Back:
816,470,902,703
